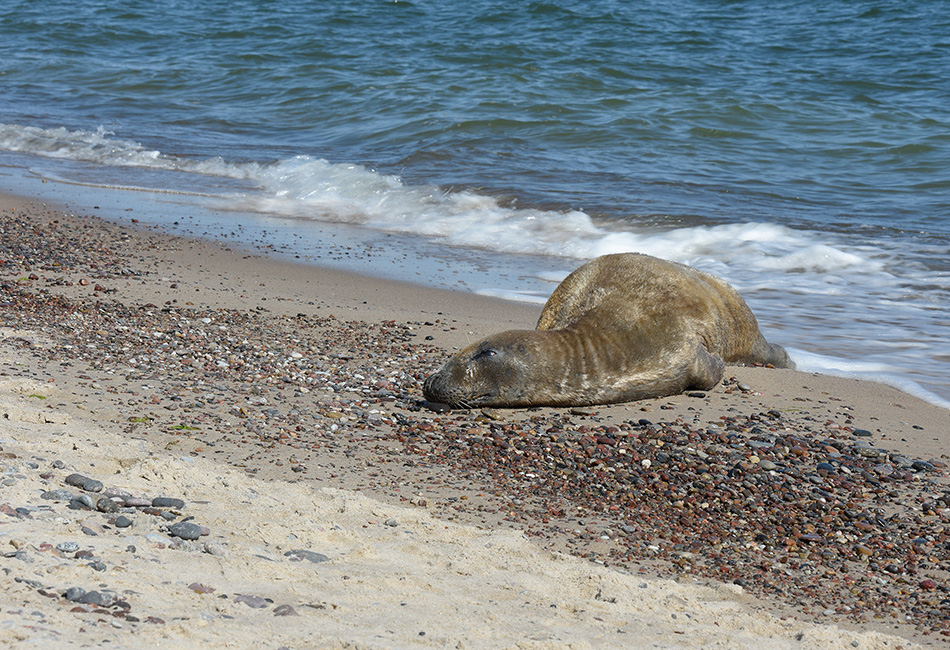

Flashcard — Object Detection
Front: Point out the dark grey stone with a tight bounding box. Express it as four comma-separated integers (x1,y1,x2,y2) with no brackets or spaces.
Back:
96,496,119,513
65,473,103,493
168,521,202,541
152,497,185,510
64,587,86,602
284,549,329,564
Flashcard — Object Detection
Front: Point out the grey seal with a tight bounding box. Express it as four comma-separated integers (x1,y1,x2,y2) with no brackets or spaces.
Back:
423,253,792,407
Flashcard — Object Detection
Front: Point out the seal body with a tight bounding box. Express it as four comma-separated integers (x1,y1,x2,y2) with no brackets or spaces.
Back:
423,253,792,408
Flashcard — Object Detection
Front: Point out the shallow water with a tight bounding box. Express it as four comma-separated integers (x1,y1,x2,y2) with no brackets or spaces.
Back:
1,0,948,405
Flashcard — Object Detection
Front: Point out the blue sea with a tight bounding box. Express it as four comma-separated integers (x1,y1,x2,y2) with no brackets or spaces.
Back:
1,0,948,407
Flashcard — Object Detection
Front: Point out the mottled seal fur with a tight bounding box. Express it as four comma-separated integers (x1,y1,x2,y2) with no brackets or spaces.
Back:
423,253,793,407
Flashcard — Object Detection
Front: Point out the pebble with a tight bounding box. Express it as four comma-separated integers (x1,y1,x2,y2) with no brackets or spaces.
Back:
81,520,104,536
143,532,173,546
152,497,185,510
234,594,269,609
384,518,399,527
167,521,203,541
41,488,74,501
114,515,133,528
736,382,752,392
65,473,104,493
64,587,86,602
123,497,151,507
70,494,96,510
273,604,299,616
56,541,80,553
872,463,894,475
853,429,873,437
76,590,113,607
912,460,934,472
97,496,120,513
203,540,228,557
757,460,777,471
284,549,329,564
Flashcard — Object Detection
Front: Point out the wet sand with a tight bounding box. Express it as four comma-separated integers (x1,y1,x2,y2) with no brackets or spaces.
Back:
1,191,948,648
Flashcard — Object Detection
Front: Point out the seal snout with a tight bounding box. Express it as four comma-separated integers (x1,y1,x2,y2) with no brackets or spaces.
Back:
422,370,443,403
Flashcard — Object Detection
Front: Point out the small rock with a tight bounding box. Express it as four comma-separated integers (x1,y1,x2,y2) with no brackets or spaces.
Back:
56,541,80,553
913,460,935,472
384,518,399,527
41,488,75,501
65,473,104,493
853,429,873,437
284,549,329,564
76,591,113,607
152,497,185,510
736,382,752,392
685,391,706,398
758,460,777,471
234,593,269,609
69,495,96,510
97,497,119,513
872,463,894,476
273,604,299,616
168,522,202,541
114,516,133,528
143,532,173,546
122,497,151,507
64,586,86,602
203,540,228,557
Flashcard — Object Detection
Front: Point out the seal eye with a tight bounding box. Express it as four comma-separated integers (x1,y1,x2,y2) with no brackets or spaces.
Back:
473,348,497,360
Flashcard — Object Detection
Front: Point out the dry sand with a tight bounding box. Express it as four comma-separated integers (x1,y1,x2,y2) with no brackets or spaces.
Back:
1,191,947,648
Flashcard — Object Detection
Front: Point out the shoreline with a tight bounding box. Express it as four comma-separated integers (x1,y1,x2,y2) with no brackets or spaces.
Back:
2,190,948,648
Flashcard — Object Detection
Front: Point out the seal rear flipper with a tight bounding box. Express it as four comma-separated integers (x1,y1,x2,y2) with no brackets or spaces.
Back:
685,346,725,391
766,343,795,369
747,333,794,369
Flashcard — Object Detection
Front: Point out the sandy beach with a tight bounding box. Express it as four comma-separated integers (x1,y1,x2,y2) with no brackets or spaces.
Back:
1,191,948,649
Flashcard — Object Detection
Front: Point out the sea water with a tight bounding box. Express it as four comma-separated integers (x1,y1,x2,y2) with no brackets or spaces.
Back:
1,0,948,406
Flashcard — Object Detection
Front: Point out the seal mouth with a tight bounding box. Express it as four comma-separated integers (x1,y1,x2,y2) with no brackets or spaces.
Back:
423,371,494,408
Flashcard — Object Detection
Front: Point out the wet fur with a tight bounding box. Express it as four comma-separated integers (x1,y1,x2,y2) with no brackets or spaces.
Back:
423,253,793,407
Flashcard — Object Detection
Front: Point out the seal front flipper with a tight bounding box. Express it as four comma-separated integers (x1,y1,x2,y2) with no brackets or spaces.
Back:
685,345,726,391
